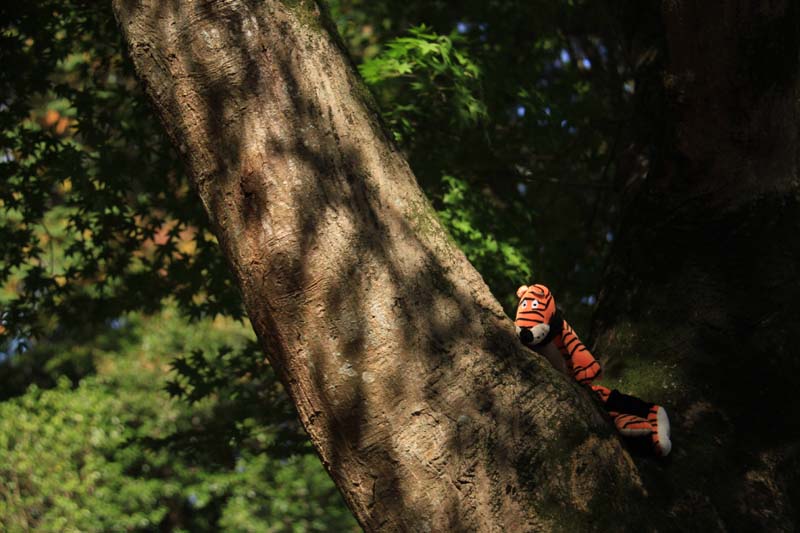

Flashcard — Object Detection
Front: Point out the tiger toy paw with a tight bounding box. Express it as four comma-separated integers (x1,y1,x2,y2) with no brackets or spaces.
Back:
610,406,671,457
649,405,672,457
605,390,672,457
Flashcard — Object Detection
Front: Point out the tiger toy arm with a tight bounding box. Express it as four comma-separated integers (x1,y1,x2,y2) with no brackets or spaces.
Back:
554,320,602,384
535,341,569,376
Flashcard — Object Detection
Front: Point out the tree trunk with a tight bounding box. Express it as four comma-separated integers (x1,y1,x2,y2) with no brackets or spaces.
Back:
112,1,644,531
594,1,800,530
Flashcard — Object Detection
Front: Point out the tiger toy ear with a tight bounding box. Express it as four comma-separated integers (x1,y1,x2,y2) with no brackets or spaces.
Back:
516,285,529,299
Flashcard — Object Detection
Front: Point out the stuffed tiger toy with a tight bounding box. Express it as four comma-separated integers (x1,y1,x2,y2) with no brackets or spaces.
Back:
515,283,672,456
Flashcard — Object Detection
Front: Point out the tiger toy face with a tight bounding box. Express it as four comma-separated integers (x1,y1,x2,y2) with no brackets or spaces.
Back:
515,284,557,347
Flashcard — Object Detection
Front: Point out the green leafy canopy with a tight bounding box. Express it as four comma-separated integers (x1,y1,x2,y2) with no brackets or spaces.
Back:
359,24,487,143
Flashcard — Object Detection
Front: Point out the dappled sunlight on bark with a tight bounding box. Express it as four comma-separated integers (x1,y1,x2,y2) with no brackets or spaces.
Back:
113,0,645,530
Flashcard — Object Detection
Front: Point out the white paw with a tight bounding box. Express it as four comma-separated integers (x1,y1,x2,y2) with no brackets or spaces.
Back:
655,406,672,457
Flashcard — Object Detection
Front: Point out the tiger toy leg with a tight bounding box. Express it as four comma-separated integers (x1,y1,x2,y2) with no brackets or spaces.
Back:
610,413,655,437
594,385,672,457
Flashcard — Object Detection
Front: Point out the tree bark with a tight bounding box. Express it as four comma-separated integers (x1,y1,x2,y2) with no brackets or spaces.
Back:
595,1,800,530
112,1,644,531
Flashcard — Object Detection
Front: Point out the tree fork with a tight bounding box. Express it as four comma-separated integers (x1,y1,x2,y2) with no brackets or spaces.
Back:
112,1,643,530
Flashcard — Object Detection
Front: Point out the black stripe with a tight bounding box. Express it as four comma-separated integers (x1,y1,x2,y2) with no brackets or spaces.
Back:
574,367,600,379
622,419,646,429
567,344,588,358
564,335,580,348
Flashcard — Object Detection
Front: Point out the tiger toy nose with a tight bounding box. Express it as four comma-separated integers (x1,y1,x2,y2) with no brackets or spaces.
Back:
519,328,533,345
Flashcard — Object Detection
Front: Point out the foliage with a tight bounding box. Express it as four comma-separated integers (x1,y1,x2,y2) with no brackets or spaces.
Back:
0,308,358,532
436,175,531,309
0,2,239,350
218,454,359,532
359,25,487,144
1,378,173,532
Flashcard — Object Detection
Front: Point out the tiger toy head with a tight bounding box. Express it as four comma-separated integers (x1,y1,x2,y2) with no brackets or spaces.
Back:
515,284,558,347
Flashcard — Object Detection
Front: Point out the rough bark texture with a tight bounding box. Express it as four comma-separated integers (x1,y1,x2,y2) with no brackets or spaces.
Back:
112,1,645,531
595,1,800,530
